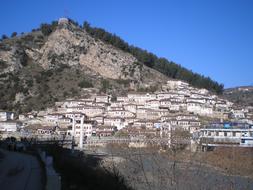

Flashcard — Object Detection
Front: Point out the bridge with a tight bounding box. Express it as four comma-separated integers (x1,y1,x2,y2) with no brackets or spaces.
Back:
84,136,190,147
1,132,190,148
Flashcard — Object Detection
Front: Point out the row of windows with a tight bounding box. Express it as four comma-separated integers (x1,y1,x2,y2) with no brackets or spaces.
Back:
204,131,251,137
75,131,92,135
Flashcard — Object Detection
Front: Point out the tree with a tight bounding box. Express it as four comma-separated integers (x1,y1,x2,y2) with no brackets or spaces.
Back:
1,34,8,40
78,79,93,88
101,79,110,93
11,32,17,37
83,21,90,30
40,23,53,36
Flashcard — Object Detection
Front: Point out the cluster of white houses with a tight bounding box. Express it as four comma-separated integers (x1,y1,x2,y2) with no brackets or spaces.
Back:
0,111,21,133
199,123,253,145
1,80,253,145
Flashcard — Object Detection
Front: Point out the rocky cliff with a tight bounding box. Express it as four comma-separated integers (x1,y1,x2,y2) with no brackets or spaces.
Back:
0,19,168,112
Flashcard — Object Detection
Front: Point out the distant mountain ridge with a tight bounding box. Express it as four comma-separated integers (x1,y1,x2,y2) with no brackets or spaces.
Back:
225,86,253,92
224,86,253,106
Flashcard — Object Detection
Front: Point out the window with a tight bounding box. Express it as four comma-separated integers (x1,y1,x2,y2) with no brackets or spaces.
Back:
233,132,236,137
224,132,227,137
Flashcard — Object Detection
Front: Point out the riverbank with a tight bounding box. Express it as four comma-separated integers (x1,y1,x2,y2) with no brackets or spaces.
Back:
43,144,133,190
99,145,253,190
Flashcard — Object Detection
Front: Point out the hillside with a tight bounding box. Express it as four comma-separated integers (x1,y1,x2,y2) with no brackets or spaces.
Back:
223,86,253,106
0,18,223,113
83,22,224,94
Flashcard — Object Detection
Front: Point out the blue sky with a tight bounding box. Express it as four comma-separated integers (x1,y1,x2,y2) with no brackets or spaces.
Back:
0,0,252,88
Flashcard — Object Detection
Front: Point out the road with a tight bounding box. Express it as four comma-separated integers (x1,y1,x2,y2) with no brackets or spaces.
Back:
0,149,43,190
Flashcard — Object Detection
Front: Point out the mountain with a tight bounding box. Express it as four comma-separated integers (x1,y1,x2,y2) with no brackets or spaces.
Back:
0,18,223,113
223,86,253,106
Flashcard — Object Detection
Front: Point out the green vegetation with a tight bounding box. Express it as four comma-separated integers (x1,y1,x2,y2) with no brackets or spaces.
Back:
101,79,111,93
0,63,93,113
115,79,131,87
78,78,94,88
40,21,58,36
1,34,8,40
83,21,223,94
0,60,8,69
11,32,17,38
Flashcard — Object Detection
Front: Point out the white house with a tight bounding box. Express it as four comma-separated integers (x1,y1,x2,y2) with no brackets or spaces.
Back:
156,92,172,100
89,116,104,125
106,110,135,118
133,120,155,129
0,111,14,121
117,96,129,102
200,127,253,144
127,93,155,104
169,102,180,111
231,109,245,119
187,102,213,116
166,80,189,90
159,99,171,109
145,99,160,109
0,121,19,132
124,103,137,113
104,117,126,130
93,95,111,103
96,125,116,137
67,106,104,117
74,120,96,137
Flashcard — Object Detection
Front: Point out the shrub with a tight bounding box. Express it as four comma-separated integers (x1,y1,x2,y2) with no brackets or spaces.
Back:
40,21,58,36
11,32,17,37
78,79,93,88
101,79,110,93
1,34,8,40
40,24,53,36
0,60,8,69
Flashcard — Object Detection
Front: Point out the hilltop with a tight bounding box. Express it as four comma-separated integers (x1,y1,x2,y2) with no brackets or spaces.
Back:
0,18,223,113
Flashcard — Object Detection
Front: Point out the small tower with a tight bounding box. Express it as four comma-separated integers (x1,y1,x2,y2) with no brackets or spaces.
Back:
58,17,69,25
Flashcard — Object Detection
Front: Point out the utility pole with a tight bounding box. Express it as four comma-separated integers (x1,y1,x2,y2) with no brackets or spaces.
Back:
79,115,84,149
71,115,76,153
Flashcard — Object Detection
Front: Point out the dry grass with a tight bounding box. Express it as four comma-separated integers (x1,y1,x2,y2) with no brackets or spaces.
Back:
200,147,253,178
163,147,253,179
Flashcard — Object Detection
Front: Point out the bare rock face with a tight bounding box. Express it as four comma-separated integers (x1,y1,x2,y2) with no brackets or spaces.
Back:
34,20,167,84
0,18,168,90
0,18,169,112
37,21,140,79
0,46,27,74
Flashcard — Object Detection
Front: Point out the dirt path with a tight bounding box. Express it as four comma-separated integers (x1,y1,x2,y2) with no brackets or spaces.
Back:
0,149,43,190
